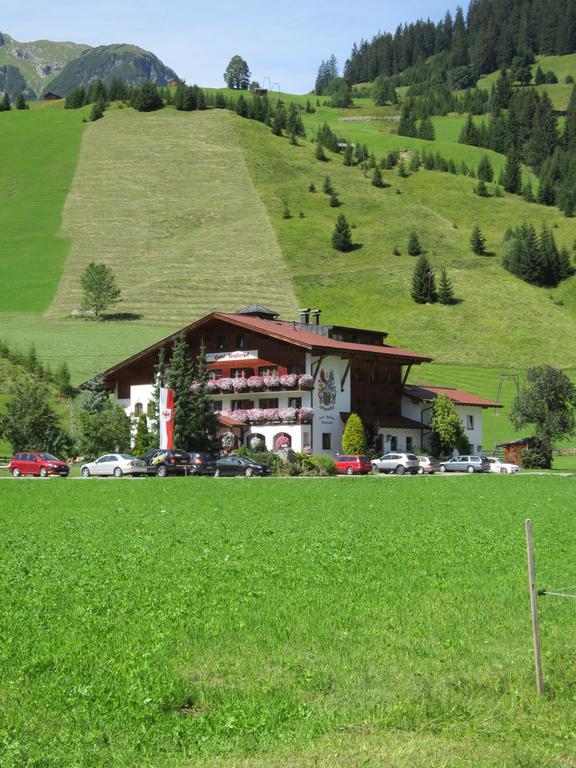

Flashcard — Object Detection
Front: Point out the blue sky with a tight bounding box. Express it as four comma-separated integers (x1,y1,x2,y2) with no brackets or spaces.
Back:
3,0,453,93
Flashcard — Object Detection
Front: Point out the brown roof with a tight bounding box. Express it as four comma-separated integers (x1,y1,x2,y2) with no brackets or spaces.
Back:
404,384,501,409
218,313,432,362
98,311,432,382
216,413,245,428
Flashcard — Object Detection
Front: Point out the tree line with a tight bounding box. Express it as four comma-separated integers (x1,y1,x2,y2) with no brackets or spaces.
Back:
344,0,576,87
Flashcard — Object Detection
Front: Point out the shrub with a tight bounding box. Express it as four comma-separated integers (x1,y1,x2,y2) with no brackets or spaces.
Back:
342,413,367,454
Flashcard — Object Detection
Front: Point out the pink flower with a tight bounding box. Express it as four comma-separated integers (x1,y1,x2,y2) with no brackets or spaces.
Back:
233,378,249,392
263,374,281,389
247,376,264,391
298,407,314,423
278,407,297,422
216,377,234,392
298,374,314,390
280,374,298,388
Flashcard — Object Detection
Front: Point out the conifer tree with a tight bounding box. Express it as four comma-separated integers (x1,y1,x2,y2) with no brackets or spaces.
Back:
0,92,11,111
417,117,435,140
329,192,340,207
167,334,195,450
407,230,422,256
564,86,576,151
474,178,489,197
503,146,522,194
148,348,166,447
332,214,353,251
90,98,105,122
133,412,153,456
54,362,74,397
470,225,486,254
315,142,327,161
236,94,248,117
398,159,408,177
343,144,354,166
341,412,367,454
477,155,494,182
190,338,218,451
371,165,384,187
308,181,316,192
15,92,27,110
438,267,456,305
411,254,437,304
409,152,421,172
322,175,334,194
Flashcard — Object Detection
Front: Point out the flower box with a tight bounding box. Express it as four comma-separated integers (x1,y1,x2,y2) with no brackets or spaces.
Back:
247,375,264,391
216,377,234,393
280,374,298,389
232,378,249,393
298,374,314,390
263,374,281,389
298,407,314,423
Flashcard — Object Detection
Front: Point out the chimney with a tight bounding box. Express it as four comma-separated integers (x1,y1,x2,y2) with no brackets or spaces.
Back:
311,308,322,326
299,308,311,325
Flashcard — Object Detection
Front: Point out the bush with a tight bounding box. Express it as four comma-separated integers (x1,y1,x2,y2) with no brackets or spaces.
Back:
289,452,336,476
520,445,551,469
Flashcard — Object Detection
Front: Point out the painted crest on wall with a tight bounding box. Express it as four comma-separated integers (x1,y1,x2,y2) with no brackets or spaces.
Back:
317,369,336,410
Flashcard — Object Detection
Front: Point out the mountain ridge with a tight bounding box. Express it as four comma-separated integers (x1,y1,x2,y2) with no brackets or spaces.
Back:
0,31,178,98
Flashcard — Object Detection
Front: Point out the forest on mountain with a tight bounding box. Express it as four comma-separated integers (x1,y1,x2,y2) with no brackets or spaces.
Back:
344,0,576,84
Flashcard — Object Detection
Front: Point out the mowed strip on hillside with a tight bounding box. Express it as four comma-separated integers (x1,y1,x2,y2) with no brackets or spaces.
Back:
48,108,298,324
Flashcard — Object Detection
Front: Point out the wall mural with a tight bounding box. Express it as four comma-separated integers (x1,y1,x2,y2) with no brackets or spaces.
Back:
317,369,336,410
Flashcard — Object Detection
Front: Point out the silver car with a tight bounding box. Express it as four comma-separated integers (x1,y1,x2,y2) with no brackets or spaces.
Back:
439,455,490,473
81,453,149,478
371,452,420,475
417,456,440,474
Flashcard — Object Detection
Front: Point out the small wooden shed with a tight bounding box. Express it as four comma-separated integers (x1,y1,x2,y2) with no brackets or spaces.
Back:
495,437,535,466
43,92,62,101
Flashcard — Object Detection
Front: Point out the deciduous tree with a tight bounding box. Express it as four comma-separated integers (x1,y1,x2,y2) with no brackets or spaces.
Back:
80,262,121,318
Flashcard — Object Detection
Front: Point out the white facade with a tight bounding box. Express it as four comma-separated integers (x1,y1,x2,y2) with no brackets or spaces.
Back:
311,355,351,456
401,396,485,454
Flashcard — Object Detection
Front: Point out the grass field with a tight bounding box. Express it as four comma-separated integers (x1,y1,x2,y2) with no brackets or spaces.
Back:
47,107,298,324
1,477,575,767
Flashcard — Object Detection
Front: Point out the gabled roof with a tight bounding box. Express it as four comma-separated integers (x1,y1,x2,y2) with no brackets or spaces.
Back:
236,304,278,317
403,384,501,409
98,311,432,382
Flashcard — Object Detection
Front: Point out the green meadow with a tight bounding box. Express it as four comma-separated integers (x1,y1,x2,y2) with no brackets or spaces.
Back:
1,477,575,767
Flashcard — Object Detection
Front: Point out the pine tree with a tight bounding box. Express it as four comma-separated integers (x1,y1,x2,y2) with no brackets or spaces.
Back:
343,144,354,166
474,179,489,197
0,92,11,111
522,180,534,202
148,348,166,447
407,231,422,256
308,181,316,192
282,202,292,219
341,413,367,454
470,225,486,254
167,334,195,450
54,362,74,397
332,214,353,251
322,175,334,194
89,98,105,122
371,165,384,187
190,338,218,451
315,142,327,161
329,192,340,207
236,94,248,117
477,155,494,182
417,117,435,140
438,267,456,305
564,86,576,151
409,152,421,172
398,159,408,177
15,92,27,110
411,254,437,304
503,146,522,194
133,412,152,456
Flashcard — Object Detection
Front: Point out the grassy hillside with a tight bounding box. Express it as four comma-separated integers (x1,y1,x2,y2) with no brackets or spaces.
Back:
234,112,576,368
2,478,576,766
48,108,298,324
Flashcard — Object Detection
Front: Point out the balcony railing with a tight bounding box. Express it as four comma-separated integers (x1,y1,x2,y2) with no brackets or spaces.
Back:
192,374,314,395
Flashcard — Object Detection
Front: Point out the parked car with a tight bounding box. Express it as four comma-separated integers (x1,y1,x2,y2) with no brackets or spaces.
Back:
9,452,69,478
187,452,217,475
439,455,490,473
417,456,440,474
335,455,373,475
140,448,192,477
371,452,420,475
81,454,148,478
486,456,520,474
214,455,271,477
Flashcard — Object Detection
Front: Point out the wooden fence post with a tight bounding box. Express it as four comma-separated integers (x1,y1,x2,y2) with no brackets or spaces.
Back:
525,518,544,695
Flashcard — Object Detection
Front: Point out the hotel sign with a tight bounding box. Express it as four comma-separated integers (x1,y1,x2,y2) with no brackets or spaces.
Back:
206,349,259,363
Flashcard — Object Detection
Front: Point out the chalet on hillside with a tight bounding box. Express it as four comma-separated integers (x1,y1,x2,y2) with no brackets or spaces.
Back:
168,79,179,87
43,92,62,101
97,305,500,455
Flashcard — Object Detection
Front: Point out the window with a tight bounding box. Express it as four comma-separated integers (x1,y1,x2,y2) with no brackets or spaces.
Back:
288,397,302,409
406,436,413,452
259,398,278,409
208,400,222,412
146,400,156,418
390,436,398,451
134,402,143,416
236,334,245,349
231,399,254,410
258,365,278,377
216,336,225,351
369,367,378,383
231,367,254,379
322,433,331,450
466,415,475,430
208,368,222,380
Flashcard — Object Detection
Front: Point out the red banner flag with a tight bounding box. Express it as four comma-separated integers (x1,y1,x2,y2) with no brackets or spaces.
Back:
159,387,174,449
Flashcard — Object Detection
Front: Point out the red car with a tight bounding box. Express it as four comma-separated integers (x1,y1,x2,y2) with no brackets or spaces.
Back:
9,452,70,478
335,455,373,475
